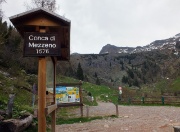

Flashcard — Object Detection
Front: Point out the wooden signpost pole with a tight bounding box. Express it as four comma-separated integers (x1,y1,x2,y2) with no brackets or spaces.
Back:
38,57,46,132
51,57,57,132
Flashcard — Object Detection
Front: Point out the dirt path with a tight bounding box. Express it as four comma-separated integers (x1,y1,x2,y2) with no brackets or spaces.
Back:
56,102,180,132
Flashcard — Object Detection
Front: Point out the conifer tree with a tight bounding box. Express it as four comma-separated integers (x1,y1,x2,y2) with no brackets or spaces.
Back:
77,63,84,81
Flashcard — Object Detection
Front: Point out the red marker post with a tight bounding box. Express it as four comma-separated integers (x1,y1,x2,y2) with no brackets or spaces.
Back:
118,87,122,102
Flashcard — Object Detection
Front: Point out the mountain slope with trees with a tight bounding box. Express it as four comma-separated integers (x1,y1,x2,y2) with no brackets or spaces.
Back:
58,49,179,89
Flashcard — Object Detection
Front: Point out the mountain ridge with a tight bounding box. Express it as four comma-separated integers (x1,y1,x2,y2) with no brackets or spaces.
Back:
99,33,180,54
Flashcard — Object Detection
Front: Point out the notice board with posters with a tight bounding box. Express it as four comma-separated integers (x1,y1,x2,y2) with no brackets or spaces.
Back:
56,86,80,103
56,82,83,107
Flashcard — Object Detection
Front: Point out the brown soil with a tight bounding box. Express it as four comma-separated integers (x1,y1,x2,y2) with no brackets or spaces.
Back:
56,102,180,132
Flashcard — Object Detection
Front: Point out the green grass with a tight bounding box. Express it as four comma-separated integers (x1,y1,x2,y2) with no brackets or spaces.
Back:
56,75,79,83
82,82,118,104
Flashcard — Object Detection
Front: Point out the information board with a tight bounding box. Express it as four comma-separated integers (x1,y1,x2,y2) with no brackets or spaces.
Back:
56,86,80,103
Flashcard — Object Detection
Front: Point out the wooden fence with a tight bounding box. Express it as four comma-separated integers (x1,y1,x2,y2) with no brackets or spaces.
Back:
119,96,180,105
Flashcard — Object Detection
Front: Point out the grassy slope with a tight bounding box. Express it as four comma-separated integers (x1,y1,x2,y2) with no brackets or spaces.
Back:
0,69,36,118
0,71,119,118
0,70,179,113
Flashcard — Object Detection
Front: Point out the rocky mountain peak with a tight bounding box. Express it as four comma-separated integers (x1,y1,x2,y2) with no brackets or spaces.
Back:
99,33,180,54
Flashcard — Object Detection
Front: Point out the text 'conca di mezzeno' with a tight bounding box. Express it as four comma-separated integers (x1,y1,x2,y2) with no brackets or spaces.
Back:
24,33,60,56
28,35,57,49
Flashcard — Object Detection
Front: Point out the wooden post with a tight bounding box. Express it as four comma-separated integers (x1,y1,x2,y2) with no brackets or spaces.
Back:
79,82,83,117
86,105,89,117
51,57,57,132
38,57,46,132
115,104,119,116
51,109,56,132
80,105,83,117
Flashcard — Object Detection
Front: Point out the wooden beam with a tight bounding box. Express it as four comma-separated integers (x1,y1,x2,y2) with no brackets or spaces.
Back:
57,103,83,107
45,104,57,115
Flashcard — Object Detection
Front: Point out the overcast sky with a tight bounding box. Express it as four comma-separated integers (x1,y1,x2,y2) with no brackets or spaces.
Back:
2,0,180,54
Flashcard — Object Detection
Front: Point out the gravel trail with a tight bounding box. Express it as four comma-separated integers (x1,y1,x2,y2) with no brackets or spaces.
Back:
56,102,180,132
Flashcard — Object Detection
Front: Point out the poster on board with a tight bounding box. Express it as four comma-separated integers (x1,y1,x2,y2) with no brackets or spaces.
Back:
56,86,80,103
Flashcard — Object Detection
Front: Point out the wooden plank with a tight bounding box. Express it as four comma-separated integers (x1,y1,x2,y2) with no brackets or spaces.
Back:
45,104,57,115
165,101,180,104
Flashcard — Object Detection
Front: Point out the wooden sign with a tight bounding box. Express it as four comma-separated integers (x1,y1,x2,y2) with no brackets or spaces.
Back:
24,32,60,57
10,7,72,132
10,8,71,60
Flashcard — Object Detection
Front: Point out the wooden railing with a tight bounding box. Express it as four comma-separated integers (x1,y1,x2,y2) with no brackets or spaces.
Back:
119,96,180,105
